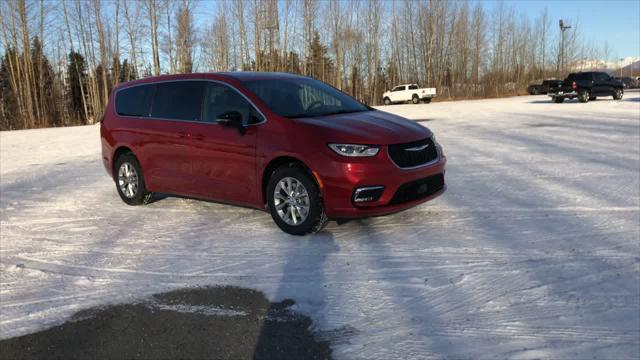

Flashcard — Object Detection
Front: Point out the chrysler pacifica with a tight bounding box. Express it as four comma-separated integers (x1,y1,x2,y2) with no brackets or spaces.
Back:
100,72,446,235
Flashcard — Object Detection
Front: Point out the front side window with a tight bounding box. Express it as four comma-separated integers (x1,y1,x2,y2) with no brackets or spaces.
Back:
151,81,204,121
243,78,369,118
392,86,405,92
202,83,263,125
116,84,154,117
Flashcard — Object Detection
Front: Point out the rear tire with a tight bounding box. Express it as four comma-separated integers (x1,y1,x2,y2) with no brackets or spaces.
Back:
578,90,590,103
423,98,432,104
114,153,153,205
532,88,539,95
613,88,623,100
383,97,391,105
553,97,565,103
267,166,327,236
589,96,597,101
411,95,420,104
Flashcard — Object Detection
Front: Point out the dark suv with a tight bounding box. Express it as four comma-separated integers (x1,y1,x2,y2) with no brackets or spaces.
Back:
614,77,638,89
549,72,624,103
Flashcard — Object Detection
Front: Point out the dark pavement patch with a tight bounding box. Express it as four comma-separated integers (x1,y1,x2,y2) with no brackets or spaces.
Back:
0,286,332,360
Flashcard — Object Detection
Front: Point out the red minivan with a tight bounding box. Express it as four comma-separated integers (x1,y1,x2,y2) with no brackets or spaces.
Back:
100,72,446,235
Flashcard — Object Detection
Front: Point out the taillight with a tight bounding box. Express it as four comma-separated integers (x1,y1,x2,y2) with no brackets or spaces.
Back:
572,81,577,90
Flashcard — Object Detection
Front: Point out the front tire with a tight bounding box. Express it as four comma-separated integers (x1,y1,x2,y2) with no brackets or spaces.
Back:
383,97,391,105
553,97,565,103
267,166,327,236
114,153,152,205
411,95,420,104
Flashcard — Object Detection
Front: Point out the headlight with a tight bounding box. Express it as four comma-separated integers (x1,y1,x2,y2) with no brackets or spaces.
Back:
328,144,380,157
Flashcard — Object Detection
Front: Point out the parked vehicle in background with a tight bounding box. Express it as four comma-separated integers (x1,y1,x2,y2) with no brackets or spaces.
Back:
614,77,639,89
100,72,446,235
548,72,624,103
527,79,562,95
383,84,436,105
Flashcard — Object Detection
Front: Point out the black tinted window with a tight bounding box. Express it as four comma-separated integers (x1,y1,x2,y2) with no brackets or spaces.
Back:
116,84,154,117
408,85,418,90
203,83,263,125
244,78,368,118
151,81,204,121
595,73,609,81
568,73,591,81
577,73,592,81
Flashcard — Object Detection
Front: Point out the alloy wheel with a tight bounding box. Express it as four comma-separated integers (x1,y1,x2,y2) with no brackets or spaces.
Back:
273,177,310,226
118,162,139,198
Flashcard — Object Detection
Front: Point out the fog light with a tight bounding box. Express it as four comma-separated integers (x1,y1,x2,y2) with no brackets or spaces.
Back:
353,186,385,203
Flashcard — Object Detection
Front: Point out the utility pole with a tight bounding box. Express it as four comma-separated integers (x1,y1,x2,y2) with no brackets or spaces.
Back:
559,20,571,74
619,58,624,77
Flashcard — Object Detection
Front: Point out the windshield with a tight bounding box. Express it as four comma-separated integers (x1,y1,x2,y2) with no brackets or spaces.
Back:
243,78,369,118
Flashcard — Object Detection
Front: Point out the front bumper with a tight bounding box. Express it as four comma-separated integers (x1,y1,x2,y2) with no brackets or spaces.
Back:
318,146,447,219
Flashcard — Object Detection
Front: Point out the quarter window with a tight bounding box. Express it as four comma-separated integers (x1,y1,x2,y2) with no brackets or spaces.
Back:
151,81,204,121
116,84,154,117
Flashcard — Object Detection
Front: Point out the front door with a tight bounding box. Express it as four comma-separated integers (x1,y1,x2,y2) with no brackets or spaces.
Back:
390,85,406,102
188,82,260,206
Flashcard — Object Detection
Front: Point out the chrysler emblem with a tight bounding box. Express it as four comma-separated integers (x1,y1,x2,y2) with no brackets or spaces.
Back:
405,144,429,152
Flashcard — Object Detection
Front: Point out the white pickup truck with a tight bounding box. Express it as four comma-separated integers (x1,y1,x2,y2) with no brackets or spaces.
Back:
383,84,436,105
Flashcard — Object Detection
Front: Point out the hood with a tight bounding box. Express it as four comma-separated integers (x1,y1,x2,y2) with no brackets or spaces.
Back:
294,110,431,145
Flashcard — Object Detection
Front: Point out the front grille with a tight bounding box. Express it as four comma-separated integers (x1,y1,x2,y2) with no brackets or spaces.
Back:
388,137,438,168
389,173,444,205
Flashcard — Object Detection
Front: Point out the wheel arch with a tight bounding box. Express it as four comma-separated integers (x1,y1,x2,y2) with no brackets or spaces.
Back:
261,156,321,206
112,146,135,180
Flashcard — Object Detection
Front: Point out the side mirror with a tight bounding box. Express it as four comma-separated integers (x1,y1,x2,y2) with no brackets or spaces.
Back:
216,111,245,135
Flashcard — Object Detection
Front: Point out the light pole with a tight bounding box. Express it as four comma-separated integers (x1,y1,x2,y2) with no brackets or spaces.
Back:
559,20,571,74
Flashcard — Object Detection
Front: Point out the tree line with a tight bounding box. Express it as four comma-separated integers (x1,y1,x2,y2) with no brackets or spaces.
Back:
1,0,607,130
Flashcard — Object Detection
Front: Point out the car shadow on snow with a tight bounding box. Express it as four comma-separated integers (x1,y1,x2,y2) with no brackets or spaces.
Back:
0,286,332,360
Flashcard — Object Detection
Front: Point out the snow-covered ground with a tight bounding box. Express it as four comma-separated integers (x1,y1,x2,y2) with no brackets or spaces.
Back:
2,93,639,359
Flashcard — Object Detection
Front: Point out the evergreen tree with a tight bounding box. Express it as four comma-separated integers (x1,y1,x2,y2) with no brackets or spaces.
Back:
67,51,88,124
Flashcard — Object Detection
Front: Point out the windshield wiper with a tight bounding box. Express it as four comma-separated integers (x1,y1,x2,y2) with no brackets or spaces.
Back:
321,109,369,116
285,108,369,119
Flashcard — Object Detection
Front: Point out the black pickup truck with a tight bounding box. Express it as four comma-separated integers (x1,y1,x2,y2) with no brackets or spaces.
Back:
549,72,624,103
527,80,562,95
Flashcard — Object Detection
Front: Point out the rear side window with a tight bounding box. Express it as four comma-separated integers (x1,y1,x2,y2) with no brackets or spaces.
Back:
575,73,592,81
116,84,154,117
408,85,418,90
151,81,204,121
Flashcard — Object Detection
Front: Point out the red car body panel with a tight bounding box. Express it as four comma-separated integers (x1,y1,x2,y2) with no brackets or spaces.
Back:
101,72,446,219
